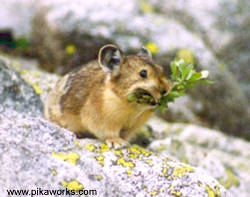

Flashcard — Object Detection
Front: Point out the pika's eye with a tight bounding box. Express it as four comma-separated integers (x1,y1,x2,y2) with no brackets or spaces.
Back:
161,90,167,95
140,70,147,78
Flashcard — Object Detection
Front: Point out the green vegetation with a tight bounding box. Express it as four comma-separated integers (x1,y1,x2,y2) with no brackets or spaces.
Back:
128,59,213,112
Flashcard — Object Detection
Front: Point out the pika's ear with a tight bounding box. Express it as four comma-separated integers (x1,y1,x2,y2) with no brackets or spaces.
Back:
138,46,152,60
98,44,123,73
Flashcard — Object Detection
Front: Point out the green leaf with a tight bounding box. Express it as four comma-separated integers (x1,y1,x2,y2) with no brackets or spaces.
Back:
159,105,166,113
176,84,185,90
183,66,193,79
170,62,178,80
188,72,202,82
175,59,185,66
128,93,136,102
186,69,194,80
178,61,193,80
186,83,194,88
168,91,180,97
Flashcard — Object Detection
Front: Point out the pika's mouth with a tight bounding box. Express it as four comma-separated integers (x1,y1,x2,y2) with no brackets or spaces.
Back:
133,88,157,106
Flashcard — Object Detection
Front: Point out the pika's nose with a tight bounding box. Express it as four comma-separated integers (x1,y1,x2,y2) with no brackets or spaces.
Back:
161,90,166,95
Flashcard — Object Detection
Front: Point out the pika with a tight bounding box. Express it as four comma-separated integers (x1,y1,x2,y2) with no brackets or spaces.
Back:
44,45,171,148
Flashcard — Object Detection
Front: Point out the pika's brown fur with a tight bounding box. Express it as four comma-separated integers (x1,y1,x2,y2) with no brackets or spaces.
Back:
44,45,171,148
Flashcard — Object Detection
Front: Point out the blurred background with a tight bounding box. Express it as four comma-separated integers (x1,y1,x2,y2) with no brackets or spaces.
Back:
0,0,249,140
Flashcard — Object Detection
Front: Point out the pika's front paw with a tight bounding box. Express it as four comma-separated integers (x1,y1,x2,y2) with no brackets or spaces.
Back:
106,138,130,149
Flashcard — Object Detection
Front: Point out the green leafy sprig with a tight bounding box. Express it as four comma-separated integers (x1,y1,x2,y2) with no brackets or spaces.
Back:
157,59,213,112
128,59,213,113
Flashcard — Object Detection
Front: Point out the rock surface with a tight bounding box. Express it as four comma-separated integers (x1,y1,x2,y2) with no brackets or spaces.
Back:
0,57,229,197
0,58,42,116
148,117,250,197
0,110,227,197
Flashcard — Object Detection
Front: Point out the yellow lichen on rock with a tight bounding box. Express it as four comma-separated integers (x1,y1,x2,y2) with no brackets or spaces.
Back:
11,64,44,95
85,143,110,153
162,161,171,169
140,147,152,157
205,185,216,197
96,175,103,180
127,146,141,155
67,180,83,191
127,146,142,159
51,151,79,165
61,180,83,191
97,144,110,153
126,169,133,177
117,157,135,168
33,84,43,94
215,185,221,197
51,169,57,176
116,156,135,177
162,167,168,175
113,150,123,157
145,159,153,166
61,181,68,187
74,140,83,150
85,144,96,152
149,190,158,195
128,146,152,157
95,155,105,166
128,153,139,159
172,165,194,178
169,190,182,197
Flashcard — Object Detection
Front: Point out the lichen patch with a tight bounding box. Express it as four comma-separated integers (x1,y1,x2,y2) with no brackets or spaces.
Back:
61,180,83,191
52,151,79,165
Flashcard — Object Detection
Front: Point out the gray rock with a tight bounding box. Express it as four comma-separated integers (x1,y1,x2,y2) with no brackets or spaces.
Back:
0,54,59,103
0,109,227,197
214,0,250,98
0,58,42,116
147,116,250,197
